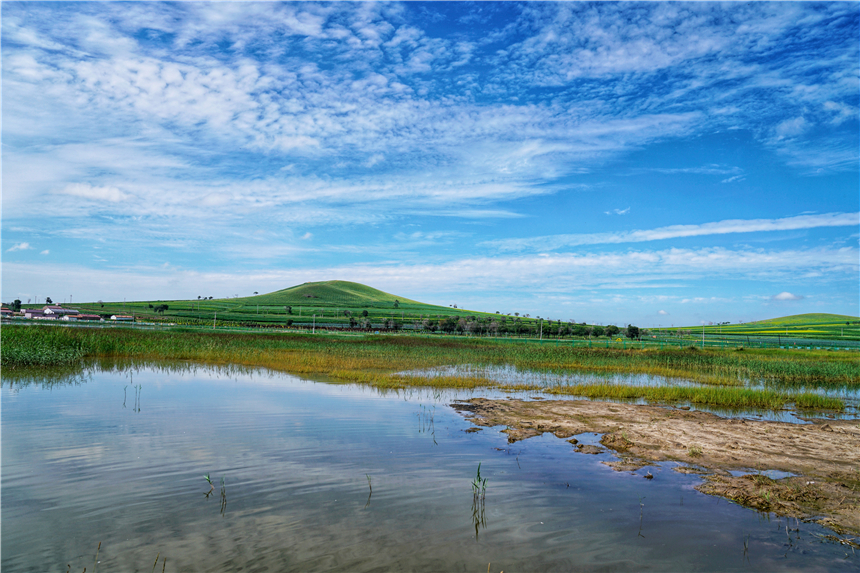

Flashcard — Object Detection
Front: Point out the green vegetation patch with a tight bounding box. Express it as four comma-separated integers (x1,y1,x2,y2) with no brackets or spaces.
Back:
3,325,854,411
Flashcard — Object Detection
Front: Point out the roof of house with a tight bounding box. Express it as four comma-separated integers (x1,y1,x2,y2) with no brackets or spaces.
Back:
42,305,81,314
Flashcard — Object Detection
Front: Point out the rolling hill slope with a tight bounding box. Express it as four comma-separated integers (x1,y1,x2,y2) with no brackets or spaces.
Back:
242,280,423,308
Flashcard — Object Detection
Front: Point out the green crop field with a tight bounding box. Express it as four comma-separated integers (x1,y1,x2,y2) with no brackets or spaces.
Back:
12,280,577,335
8,283,859,347
661,313,860,346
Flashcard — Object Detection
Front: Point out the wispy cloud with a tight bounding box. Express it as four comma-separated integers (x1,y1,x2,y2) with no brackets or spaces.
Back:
485,212,860,253
772,291,803,301
2,2,857,324
6,242,33,252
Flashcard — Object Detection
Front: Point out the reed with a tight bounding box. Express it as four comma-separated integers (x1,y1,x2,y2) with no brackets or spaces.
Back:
3,325,853,410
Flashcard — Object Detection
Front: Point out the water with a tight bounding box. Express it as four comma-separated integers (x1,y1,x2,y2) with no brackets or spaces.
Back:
402,364,860,422
2,363,857,572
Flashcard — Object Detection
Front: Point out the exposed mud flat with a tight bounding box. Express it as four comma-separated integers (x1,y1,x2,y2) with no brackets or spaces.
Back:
453,397,860,536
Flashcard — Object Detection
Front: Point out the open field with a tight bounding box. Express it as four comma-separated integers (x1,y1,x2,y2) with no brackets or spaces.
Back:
10,282,860,351
22,280,515,330
3,324,857,411
663,313,860,343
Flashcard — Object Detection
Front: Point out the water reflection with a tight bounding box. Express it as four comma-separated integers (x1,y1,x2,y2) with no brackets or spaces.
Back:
2,362,858,571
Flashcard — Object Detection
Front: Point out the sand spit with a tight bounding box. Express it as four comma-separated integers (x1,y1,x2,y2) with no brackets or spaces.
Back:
453,398,860,536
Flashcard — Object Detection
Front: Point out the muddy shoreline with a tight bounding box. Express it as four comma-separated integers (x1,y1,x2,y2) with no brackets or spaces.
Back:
452,397,860,537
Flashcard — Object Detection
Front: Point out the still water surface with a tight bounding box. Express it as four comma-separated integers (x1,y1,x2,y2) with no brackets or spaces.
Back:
2,363,857,572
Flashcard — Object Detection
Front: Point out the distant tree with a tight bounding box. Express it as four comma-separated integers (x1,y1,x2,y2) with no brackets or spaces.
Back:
11,299,22,311
343,309,352,318
606,325,620,337
349,317,357,328
286,319,294,327
495,311,500,314
572,324,589,337
453,304,457,308
286,306,292,315
514,312,519,317
209,296,213,300
394,300,399,309
441,316,458,333
148,304,154,309
362,310,369,318
46,297,53,304
592,325,605,337
198,296,201,300
254,291,258,295
154,304,170,314
626,325,640,339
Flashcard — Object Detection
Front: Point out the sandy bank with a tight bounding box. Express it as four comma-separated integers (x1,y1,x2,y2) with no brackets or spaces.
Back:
452,397,860,537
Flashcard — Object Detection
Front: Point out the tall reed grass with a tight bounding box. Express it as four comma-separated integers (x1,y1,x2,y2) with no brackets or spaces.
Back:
2,325,854,411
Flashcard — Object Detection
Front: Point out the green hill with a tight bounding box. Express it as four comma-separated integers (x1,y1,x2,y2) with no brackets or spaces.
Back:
62,280,501,328
243,280,423,308
669,313,860,342
741,313,859,327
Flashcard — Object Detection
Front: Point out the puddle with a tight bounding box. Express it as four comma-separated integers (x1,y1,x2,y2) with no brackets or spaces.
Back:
401,364,859,422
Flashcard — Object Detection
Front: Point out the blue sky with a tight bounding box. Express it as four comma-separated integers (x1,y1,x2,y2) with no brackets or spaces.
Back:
2,1,858,326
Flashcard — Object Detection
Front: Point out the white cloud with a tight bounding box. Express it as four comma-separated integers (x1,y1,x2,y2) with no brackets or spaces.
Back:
4,246,855,304
40,250,50,255
604,207,630,215
772,291,803,301
486,212,860,252
658,310,668,315
7,242,33,252
60,183,130,203
775,117,808,139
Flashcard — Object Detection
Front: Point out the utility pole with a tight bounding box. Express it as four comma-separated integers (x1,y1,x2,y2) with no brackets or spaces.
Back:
214,312,216,329
539,318,543,340
313,314,316,334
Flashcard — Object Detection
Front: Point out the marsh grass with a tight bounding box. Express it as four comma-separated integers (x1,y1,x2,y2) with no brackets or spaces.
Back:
3,325,854,410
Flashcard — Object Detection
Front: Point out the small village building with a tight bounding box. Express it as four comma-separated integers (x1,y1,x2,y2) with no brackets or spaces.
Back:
25,309,49,319
110,315,134,321
0,307,13,319
78,314,103,322
42,305,81,317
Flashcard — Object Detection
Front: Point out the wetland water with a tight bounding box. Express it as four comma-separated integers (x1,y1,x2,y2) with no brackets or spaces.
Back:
2,364,857,572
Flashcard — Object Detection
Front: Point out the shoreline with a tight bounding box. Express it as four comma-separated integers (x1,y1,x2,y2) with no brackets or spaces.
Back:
452,397,860,537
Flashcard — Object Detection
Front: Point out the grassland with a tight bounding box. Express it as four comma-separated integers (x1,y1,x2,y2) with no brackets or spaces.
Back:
27,280,514,330
3,324,855,411
12,282,858,346
664,313,860,343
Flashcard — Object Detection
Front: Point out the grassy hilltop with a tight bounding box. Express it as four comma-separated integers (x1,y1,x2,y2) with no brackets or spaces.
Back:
668,313,860,342
60,280,508,329
12,282,859,342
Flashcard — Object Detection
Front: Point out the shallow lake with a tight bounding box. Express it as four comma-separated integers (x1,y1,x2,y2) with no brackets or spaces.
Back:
2,363,857,572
